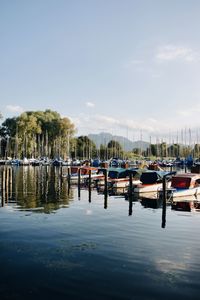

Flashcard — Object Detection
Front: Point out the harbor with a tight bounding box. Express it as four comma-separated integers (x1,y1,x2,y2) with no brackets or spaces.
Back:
1,164,200,299
1,1,200,299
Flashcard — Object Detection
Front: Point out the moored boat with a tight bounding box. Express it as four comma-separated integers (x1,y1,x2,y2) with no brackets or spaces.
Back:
158,173,200,200
133,170,172,195
63,166,102,183
111,168,144,189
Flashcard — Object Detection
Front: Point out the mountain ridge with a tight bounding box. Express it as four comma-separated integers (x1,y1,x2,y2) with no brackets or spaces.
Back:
88,132,149,151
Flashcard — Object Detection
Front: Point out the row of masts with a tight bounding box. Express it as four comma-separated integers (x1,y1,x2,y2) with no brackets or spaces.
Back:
1,127,200,160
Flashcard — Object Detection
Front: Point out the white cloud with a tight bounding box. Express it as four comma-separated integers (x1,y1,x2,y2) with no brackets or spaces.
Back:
156,45,199,62
85,102,95,108
94,115,120,126
6,105,24,113
71,112,200,144
177,104,200,117
91,114,162,133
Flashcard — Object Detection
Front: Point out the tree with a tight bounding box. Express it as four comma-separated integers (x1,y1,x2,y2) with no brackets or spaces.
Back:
0,117,18,158
0,110,76,159
99,143,107,160
107,140,123,158
76,136,96,160
167,143,180,158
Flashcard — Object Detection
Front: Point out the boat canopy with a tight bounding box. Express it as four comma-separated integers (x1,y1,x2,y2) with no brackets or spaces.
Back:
108,168,127,179
108,167,146,179
140,171,171,184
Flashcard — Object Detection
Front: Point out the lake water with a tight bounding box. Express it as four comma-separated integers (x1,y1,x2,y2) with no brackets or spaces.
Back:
0,166,200,300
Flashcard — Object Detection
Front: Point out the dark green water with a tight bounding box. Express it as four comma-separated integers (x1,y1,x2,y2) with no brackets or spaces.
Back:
0,166,200,300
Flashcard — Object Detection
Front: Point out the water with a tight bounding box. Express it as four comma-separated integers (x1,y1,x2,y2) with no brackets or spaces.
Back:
0,166,200,300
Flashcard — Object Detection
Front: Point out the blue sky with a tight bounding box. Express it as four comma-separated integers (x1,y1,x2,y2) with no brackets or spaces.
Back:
1,0,200,142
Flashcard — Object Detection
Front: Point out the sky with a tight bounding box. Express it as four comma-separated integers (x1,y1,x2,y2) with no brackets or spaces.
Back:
1,0,200,143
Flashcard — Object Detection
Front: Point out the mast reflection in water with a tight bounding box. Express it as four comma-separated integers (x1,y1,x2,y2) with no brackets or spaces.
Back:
0,166,200,300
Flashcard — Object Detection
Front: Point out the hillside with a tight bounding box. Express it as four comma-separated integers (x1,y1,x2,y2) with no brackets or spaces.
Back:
88,132,149,151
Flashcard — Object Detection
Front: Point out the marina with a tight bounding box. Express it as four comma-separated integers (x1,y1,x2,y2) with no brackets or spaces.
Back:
1,1,200,299
1,165,200,299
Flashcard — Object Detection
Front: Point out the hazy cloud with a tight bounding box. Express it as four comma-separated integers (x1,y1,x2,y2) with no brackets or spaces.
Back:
177,104,200,117
85,102,95,108
6,105,24,113
93,114,162,133
72,112,200,143
156,45,199,62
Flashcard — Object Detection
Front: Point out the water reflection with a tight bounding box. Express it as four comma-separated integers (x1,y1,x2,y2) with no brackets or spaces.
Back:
0,166,74,213
1,165,199,221
0,166,169,230
1,167,200,300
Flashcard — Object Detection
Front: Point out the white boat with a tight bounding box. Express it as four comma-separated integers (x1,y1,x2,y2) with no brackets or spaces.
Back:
62,166,104,184
158,173,200,200
133,171,171,195
70,173,104,183
112,178,141,189
110,168,143,189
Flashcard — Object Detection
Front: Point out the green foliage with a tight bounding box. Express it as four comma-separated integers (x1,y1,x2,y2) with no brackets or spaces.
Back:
75,136,97,159
0,110,76,159
107,140,123,158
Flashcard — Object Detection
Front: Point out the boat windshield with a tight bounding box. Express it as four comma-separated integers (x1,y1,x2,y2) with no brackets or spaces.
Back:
171,177,191,189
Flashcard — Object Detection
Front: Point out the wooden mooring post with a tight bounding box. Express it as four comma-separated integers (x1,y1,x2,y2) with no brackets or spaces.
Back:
128,199,133,216
162,175,167,228
103,168,108,196
67,166,71,187
104,192,108,209
129,172,133,198
88,169,91,203
78,167,81,199
102,168,108,209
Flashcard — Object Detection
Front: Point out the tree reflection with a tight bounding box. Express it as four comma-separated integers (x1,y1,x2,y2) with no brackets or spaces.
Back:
1,166,74,213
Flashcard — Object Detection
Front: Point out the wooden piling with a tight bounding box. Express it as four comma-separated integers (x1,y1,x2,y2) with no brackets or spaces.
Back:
129,172,133,198
103,168,108,207
162,175,167,228
88,169,92,187
104,168,108,194
78,168,81,199
88,185,91,203
128,198,133,216
67,166,71,187
78,167,81,186
88,169,91,203
104,192,108,209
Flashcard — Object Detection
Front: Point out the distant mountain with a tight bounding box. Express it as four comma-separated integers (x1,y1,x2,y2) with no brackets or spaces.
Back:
88,132,149,151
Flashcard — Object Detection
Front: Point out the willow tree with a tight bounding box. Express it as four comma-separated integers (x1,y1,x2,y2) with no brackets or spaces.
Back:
17,112,42,157
0,110,76,159
0,117,18,158
76,136,97,160
107,140,123,159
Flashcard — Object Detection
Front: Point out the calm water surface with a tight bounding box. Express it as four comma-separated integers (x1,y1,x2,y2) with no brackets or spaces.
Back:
0,166,200,300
